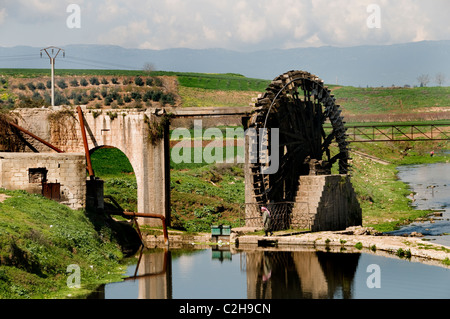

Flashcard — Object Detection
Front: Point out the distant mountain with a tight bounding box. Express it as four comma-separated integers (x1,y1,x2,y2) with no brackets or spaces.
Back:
0,41,449,87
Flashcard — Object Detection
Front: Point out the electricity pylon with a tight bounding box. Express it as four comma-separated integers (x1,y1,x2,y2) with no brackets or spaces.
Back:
40,46,65,107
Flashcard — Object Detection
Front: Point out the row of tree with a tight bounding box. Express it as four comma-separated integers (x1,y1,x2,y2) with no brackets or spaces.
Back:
417,73,446,87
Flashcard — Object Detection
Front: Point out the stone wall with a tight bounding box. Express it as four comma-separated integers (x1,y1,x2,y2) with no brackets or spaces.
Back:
9,106,170,226
292,175,362,232
0,152,86,210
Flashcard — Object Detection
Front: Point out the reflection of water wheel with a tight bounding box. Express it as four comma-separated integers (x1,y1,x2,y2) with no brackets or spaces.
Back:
248,70,351,206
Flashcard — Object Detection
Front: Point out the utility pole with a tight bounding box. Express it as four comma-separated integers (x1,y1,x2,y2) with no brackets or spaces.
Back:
40,46,65,107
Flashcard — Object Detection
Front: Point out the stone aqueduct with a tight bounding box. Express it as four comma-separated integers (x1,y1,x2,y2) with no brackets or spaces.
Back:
8,106,171,226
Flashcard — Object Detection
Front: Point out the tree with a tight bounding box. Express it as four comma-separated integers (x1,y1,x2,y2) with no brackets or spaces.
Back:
143,62,155,74
417,74,430,87
134,76,144,86
80,78,89,87
435,73,446,86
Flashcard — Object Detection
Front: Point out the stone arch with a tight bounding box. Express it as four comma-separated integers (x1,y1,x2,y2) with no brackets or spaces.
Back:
11,106,171,227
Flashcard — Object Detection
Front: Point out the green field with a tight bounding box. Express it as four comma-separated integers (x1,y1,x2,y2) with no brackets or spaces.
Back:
2,68,450,115
332,85,450,114
0,68,270,91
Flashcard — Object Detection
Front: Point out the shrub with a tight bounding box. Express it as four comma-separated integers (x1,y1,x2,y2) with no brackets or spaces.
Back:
151,90,162,101
134,76,144,86
46,80,52,89
36,82,46,90
146,78,153,86
89,77,100,85
70,79,79,87
123,95,132,103
162,93,175,105
80,78,89,87
26,82,36,91
111,78,119,84
104,95,113,106
101,78,109,85
153,77,163,87
18,83,26,90
130,92,142,101
57,79,67,89
54,91,69,106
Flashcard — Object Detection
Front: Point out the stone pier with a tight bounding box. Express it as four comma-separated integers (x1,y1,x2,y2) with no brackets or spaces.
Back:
291,175,362,232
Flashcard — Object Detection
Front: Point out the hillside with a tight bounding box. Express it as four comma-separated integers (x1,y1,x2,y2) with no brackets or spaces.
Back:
1,69,450,122
1,41,450,87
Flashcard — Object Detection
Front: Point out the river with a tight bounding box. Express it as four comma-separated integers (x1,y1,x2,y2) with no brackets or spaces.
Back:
90,162,450,300
388,162,450,246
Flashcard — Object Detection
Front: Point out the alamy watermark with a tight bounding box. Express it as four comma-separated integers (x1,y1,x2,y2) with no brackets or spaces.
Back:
66,4,81,29
366,264,381,289
67,264,81,288
171,120,280,174
367,4,381,29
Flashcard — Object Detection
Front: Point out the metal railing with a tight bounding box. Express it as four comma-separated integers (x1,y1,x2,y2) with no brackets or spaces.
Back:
344,123,450,143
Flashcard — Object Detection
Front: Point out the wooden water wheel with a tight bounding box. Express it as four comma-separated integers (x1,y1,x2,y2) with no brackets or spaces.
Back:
248,70,351,206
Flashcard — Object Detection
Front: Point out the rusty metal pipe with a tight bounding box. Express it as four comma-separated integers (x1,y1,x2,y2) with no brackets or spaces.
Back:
7,121,64,153
76,106,95,178
122,211,169,246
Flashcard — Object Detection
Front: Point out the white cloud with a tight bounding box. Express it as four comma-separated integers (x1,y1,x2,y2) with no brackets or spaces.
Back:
0,8,7,25
2,0,450,50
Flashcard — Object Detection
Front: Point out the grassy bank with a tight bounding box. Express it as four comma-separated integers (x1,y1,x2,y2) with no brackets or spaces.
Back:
0,189,140,298
350,141,449,232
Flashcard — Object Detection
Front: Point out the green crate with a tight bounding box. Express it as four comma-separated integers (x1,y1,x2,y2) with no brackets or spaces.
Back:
221,225,231,236
211,225,221,236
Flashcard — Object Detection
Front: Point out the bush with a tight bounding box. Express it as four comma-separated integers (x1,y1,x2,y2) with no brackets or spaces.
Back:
26,82,36,91
89,77,100,85
70,79,79,87
146,78,153,86
111,78,119,84
54,91,69,106
134,76,144,86
162,93,175,105
123,95,132,103
18,83,26,90
151,90,162,101
56,79,67,89
130,92,142,101
80,78,89,87
36,82,46,90
101,78,109,85
46,80,52,89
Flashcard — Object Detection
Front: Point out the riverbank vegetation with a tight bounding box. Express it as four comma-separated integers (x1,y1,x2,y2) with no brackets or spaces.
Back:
0,188,140,298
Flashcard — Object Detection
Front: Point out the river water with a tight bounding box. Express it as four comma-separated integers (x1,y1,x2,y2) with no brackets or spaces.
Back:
388,162,450,246
92,162,450,300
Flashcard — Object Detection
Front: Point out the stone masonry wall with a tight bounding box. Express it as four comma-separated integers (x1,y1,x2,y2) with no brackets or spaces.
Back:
0,152,86,210
292,175,362,232
9,106,170,226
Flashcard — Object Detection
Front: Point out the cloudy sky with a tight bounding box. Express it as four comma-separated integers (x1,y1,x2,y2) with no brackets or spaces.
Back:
1,0,449,51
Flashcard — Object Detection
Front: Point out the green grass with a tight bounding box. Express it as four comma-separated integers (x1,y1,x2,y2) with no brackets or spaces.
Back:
333,85,450,114
0,189,132,299
0,69,270,92
350,141,449,232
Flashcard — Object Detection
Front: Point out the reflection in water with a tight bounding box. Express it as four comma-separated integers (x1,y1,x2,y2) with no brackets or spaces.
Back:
99,248,362,299
246,251,360,299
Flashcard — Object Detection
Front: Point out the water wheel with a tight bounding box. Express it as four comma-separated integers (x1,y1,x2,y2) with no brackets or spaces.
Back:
247,70,351,206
